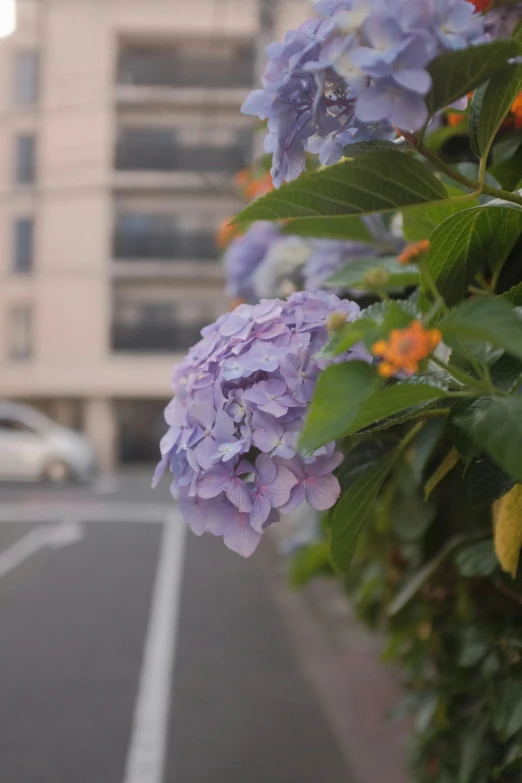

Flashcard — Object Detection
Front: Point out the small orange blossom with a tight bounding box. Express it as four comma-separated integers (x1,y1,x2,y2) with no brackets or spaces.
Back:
511,92,522,129
398,239,430,265
372,320,442,379
245,171,274,201
216,217,242,250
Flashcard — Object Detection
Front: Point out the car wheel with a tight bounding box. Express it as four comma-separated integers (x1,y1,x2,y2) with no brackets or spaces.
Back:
43,460,72,484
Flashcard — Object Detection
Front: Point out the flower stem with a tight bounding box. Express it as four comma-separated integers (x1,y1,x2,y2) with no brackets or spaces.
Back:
430,355,490,394
407,135,522,209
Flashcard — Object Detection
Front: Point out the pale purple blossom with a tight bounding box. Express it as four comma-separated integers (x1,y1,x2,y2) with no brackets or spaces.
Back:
223,217,403,303
484,3,522,40
154,291,368,557
242,0,487,186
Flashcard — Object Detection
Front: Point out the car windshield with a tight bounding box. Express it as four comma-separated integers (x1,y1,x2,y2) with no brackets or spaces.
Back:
0,407,56,435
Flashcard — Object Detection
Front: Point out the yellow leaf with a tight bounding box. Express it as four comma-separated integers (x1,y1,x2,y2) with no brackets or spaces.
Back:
493,484,522,578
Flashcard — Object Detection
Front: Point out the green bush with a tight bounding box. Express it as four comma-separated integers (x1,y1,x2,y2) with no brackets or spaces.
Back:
238,18,522,783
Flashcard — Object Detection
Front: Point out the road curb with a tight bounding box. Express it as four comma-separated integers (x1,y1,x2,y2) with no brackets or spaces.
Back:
260,539,411,783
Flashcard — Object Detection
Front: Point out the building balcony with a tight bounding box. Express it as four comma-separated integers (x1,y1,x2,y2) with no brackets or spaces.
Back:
110,260,224,282
113,230,218,260
114,140,246,174
115,84,249,109
112,322,206,353
117,47,255,91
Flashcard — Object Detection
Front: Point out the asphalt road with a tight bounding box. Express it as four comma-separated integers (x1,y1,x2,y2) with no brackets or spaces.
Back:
0,471,352,783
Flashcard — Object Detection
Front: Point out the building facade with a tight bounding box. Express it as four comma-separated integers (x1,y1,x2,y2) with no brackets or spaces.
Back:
0,0,309,471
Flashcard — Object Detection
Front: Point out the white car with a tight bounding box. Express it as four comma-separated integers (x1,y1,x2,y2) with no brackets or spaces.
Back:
0,401,97,483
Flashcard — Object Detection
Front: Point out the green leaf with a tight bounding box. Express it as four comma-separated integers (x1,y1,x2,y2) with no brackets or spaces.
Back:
440,297,522,362
233,150,449,222
388,535,470,616
426,40,520,115
489,353,522,392
421,207,522,307
502,281,522,306
336,440,394,493
469,82,488,160
424,449,460,500
391,492,437,543
457,627,489,667
346,382,447,436
459,718,489,783
342,140,404,158
455,396,522,483
476,63,522,156
327,300,416,356
324,256,420,292
489,147,522,190
299,361,380,453
289,542,333,588
455,540,497,578
492,132,522,166
282,215,373,242
402,191,480,242
465,455,515,506
494,681,522,740
331,451,398,574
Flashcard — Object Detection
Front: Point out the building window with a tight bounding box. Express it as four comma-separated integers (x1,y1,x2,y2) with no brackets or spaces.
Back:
117,42,255,88
14,51,39,105
9,306,32,361
13,218,34,273
15,135,35,185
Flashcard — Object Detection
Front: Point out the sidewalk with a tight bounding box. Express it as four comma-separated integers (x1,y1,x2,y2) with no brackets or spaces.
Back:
264,518,410,783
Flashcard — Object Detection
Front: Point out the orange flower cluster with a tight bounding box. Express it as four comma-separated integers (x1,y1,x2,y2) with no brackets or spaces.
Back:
447,89,522,129
372,321,442,379
234,169,274,201
511,93,522,129
398,239,430,265
216,217,243,250
469,0,492,10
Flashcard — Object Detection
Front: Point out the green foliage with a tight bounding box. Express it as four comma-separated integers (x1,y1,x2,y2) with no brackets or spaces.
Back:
282,215,373,241
455,541,498,577
347,381,447,436
440,297,522,361
288,541,333,587
470,63,522,158
402,191,480,242
326,299,417,356
425,40,520,114
249,21,522,783
234,150,449,222
325,256,420,292
456,396,522,483
420,206,522,307
299,361,380,453
465,456,515,507
330,449,399,574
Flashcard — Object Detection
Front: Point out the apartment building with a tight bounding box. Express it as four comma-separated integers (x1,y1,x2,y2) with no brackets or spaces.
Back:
0,0,309,471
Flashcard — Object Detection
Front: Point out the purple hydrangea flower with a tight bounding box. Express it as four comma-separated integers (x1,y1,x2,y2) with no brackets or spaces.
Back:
484,3,522,39
242,0,487,186
303,239,374,294
154,291,369,557
223,217,404,302
224,222,281,302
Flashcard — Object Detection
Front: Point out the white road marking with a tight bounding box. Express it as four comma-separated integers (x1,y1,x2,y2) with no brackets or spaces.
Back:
123,511,187,783
0,521,84,581
0,502,173,525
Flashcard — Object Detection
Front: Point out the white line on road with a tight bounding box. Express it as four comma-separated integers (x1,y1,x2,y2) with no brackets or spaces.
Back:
0,502,173,525
0,521,84,581
123,511,187,783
